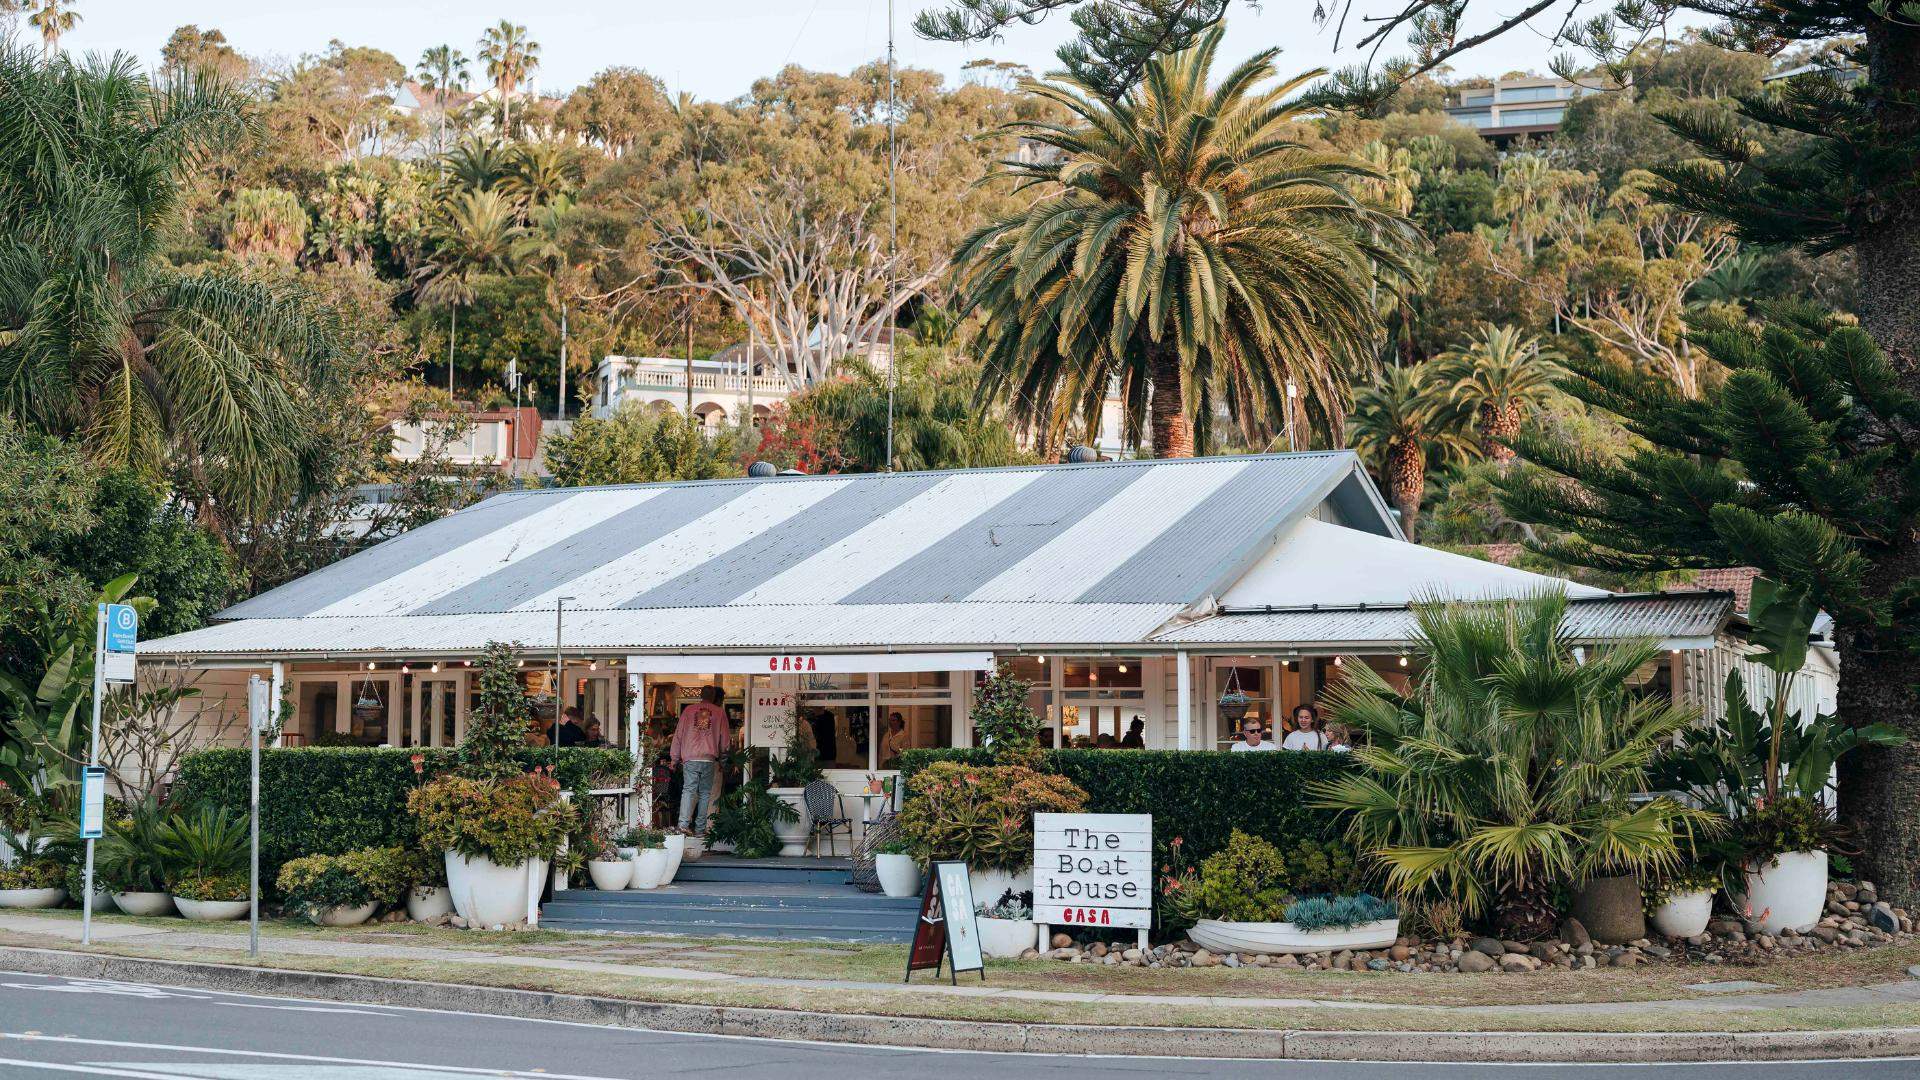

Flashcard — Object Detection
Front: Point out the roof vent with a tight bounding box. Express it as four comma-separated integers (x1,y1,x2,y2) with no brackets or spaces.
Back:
746,461,779,478
1066,444,1100,464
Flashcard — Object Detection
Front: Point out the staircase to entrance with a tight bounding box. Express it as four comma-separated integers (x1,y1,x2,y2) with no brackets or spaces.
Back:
542,856,920,943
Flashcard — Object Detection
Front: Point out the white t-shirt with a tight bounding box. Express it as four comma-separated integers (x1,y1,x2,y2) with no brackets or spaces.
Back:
1229,739,1277,752
1282,729,1328,751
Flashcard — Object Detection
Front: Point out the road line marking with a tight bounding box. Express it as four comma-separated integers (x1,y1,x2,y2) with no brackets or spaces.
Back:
0,1035,625,1080
0,1056,208,1079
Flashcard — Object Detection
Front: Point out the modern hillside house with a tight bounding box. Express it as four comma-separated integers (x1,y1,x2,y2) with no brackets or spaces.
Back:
1444,76,1617,143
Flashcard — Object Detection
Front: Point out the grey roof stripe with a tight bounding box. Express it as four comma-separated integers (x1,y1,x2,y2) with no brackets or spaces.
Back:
1075,458,1332,604
218,490,567,619
619,472,948,608
843,465,1148,604
413,484,748,614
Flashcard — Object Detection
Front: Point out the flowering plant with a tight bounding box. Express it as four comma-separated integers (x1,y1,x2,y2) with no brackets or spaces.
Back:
896,762,1085,871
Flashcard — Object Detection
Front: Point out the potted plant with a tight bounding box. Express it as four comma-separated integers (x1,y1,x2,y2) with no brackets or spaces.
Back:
99,799,177,917
898,761,1085,900
278,848,407,927
708,779,798,860
1739,796,1846,934
618,827,670,890
873,838,920,898
403,846,454,921
765,707,823,856
1645,868,1719,939
159,806,252,921
583,827,632,891
0,827,68,909
408,643,571,928
974,889,1036,958
1180,830,1294,953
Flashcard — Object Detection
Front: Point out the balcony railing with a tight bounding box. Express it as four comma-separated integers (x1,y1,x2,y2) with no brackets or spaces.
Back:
616,368,793,394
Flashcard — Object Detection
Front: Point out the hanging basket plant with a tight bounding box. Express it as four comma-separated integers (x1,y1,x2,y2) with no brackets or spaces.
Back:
1218,691,1251,722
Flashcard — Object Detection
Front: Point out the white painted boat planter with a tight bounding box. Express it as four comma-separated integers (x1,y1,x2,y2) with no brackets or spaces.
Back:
1188,918,1400,955
406,886,453,922
175,897,250,921
587,858,633,892
1743,850,1828,935
111,892,175,918
1651,889,1715,939
977,917,1037,958
309,902,378,927
0,887,66,909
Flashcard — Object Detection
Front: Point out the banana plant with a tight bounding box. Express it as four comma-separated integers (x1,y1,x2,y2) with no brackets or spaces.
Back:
0,574,153,793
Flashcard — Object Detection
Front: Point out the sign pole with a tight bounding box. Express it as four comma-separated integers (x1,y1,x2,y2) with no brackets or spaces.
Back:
248,675,266,959
80,606,106,946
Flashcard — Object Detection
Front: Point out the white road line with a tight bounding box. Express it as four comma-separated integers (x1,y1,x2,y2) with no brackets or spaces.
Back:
0,1057,205,1079
0,1035,627,1080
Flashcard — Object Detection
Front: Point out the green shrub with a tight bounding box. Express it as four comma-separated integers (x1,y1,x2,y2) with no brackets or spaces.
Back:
897,762,1087,871
409,773,572,865
277,847,411,914
896,748,1352,865
1282,838,1369,897
613,826,665,849
170,746,629,892
158,806,248,886
172,870,248,901
1741,796,1853,867
1192,829,1290,922
708,780,797,859
0,860,64,890
1283,893,1398,932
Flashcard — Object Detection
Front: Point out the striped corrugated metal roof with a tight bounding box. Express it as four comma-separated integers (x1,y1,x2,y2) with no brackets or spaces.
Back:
1153,593,1735,649
217,453,1383,621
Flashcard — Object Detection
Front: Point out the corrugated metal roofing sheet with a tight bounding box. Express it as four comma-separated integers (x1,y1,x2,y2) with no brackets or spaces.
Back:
1153,593,1735,647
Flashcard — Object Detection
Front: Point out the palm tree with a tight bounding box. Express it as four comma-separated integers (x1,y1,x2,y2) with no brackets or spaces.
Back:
0,46,342,531
806,355,1024,472
1430,324,1564,467
502,140,583,207
477,21,540,136
416,189,526,395
27,0,80,61
1493,154,1577,260
1312,591,1720,940
1346,365,1469,542
444,135,512,192
952,27,1417,458
513,196,581,418
415,45,470,159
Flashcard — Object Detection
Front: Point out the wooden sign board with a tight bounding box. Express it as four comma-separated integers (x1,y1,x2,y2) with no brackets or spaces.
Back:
905,860,984,983
1033,812,1153,932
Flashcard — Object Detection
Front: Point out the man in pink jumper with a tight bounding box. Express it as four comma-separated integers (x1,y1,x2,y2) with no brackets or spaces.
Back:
671,685,729,835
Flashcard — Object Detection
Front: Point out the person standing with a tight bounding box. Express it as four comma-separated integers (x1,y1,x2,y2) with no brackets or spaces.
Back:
671,685,728,835
1229,717,1276,752
1282,705,1328,751
880,712,909,767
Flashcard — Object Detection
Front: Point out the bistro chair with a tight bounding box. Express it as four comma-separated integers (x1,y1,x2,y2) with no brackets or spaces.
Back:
803,780,853,857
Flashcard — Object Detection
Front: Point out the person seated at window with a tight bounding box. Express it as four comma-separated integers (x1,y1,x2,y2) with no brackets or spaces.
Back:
583,720,608,748
1229,717,1275,752
1120,718,1146,749
1094,732,1119,748
556,706,587,747
1282,705,1329,751
523,715,550,747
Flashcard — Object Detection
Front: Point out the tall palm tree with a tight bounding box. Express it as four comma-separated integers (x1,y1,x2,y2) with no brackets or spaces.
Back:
1430,324,1564,467
513,196,581,419
0,46,342,530
416,189,525,395
952,27,1417,458
477,21,539,136
26,0,80,62
1346,365,1469,542
415,45,470,160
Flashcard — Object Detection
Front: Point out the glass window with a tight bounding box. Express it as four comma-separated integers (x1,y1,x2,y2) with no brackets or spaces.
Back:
296,680,337,745
878,704,950,766
1451,108,1494,128
1213,664,1272,747
1062,659,1141,689
797,702,871,769
345,677,391,746
1499,106,1567,127
879,670,950,691
1498,84,1568,103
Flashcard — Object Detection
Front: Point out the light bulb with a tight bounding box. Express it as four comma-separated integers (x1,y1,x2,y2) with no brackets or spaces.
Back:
1398,656,1408,667
1117,664,1128,673
430,662,441,673
589,660,598,671
1333,656,1343,667
400,665,411,675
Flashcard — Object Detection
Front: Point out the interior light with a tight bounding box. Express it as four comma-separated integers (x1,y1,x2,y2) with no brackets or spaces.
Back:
366,662,376,671
1333,656,1344,667
589,660,598,671
400,665,411,675
1117,664,1128,674
462,660,472,667
430,662,441,674
517,659,526,668
1398,656,1408,667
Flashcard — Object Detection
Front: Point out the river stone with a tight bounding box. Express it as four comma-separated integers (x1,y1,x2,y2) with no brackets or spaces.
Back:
1558,918,1591,949
1470,937,1505,957
1870,903,1900,934
1457,950,1496,973
1051,933,1073,949
1498,953,1535,972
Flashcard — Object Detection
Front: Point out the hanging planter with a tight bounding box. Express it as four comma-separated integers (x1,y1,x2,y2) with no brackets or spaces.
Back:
1217,668,1251,722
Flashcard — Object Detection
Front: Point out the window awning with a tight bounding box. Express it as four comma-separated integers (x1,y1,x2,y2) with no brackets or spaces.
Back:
622,651,995,674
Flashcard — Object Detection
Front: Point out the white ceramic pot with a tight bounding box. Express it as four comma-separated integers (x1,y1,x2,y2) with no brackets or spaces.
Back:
445,851,545,928
1651,888,1715,939
968,867,1032,908
406,885,454,922
0,887,66,909
661,834,687,883
111,891,175,918
770,788,811,857
1743,850,1828,935
1188,918,1401,955
875,853,921,898
615,846,640,863
631,848,670,890
309,902,378,927
588,858,633,892
976,916,1036,959
175,897,250,921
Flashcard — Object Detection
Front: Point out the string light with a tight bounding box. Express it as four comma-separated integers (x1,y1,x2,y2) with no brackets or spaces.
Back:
1117,664,1128,673
1399,656,1409,667
400,664,411,675
430,662,441,674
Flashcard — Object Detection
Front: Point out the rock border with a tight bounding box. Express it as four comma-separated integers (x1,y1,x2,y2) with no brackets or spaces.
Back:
4,944,1920,1063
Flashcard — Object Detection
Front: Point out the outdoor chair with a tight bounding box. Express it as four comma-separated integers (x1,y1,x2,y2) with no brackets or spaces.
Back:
803,780,853,857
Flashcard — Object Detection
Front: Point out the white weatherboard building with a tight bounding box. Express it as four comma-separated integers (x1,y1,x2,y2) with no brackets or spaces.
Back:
139,452,1824,835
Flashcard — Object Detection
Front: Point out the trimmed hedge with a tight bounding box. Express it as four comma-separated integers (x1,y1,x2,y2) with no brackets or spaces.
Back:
895,748,1355,862
172,747,630,891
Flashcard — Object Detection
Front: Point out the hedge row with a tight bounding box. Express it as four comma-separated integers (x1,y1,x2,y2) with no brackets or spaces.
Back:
172,747,631,889
895,748,1355,861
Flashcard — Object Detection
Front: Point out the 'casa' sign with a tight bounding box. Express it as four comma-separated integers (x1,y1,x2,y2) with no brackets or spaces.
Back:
1032,812,1152,930
767,655,819,671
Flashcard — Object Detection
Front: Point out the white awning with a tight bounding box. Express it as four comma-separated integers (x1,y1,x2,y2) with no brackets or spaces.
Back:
622,650,995,674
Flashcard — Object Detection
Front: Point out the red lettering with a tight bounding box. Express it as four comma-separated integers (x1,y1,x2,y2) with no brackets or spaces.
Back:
1102,910,1111,925
807,657,817,671
768,658,779,671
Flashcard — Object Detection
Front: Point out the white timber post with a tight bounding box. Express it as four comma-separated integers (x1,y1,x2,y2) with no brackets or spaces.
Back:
268,661,286,747
1175,651,1193,751
627,663,647,828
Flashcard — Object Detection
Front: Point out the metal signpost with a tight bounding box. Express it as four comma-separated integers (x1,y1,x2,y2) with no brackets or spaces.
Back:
82,602,138,946
248,675,272,959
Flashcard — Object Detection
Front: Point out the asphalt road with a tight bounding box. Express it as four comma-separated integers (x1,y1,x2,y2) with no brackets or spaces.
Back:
0,970,1913,1079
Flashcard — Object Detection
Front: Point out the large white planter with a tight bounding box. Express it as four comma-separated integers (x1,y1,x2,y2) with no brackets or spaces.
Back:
588,858,633,892
175,897,250,921
1189,918,1400,955
969,867,1032,908
0,887,66,909
1743,850,1828,935
1651,888,1715,939
660,834,687,883
112,891,175,918
406,886,453,922
309,902,377,927
977,916,1036,959
631,848,670,890
770,788,811,857
875,853,921,898
445,852,547,928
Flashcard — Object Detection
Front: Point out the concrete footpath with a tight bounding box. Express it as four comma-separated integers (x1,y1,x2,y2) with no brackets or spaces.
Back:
4,914,1920,1063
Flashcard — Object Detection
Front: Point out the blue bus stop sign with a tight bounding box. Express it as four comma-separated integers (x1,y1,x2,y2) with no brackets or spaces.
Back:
103,603,138,652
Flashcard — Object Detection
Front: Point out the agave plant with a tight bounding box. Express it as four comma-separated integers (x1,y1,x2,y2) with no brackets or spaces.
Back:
156,805,249,888
1311,591,1721,940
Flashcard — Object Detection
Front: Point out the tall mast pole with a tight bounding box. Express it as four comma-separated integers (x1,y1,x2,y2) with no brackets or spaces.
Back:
882,0,898,472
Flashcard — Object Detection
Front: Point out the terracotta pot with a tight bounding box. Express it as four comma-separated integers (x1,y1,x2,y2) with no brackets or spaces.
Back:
1571,874,1646,945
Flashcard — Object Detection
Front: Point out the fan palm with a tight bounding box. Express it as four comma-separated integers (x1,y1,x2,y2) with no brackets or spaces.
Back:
477,20,540,135
416,189,526,394
1312,591,1720,940
0,48,343,530
1346,365,1469,542
27,0,81,62
952,27,1417,458
415,45,471,159
1430,324,1564,467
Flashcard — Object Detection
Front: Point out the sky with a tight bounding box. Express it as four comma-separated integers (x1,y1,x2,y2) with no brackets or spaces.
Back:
25,0,1672,102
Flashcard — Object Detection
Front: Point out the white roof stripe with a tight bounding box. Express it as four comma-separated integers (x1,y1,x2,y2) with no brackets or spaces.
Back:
510,476,854,611
310,488,667,618
727,471,1047,606
964,458,1251,602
